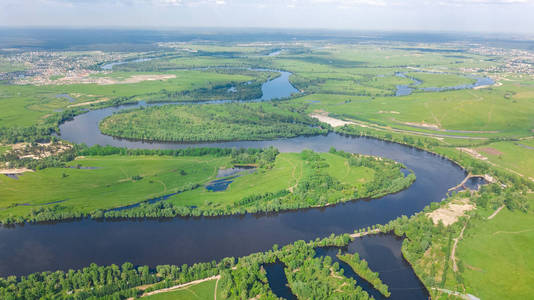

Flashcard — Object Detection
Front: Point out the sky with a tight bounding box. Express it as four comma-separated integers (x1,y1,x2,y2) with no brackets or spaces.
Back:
1,0,534,34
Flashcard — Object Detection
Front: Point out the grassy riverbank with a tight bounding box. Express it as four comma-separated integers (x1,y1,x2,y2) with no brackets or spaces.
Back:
0,154,231,222
103,149,415,219
0,148,413,223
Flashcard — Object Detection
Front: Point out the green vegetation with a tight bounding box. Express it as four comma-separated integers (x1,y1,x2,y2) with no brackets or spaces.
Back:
337,252,391,297
0,154,229,223
103,148,414,219
475,140,534,178
100,102,328,142
0,146,413,223
0,68,266,130
405,72,477,88
0,233,370,300
144,279,217,300
2,39,534,299
457,195,534,299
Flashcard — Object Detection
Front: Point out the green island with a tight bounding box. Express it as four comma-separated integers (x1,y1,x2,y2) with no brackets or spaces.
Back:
0,146,414,223
337,252,391,297
0,31,533,300
99,102,328,142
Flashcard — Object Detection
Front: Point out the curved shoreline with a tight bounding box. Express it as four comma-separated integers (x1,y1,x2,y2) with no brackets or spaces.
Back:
0,66,469,284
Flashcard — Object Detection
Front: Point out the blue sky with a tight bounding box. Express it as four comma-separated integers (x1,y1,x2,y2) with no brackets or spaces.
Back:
1,0,533,33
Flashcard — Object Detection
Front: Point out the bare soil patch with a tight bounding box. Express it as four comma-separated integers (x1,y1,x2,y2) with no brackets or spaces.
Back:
457,148,488,161
68,98,110,107
478,147,503,156
0,168,34,174
309,111,356,127
427,198,474,226
403,122,441,130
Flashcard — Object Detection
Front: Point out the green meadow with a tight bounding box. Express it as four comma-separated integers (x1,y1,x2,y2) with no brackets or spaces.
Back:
0,69,260,127
457,196,534,299
169,152,375,209
475,140,534,179
143,279,217,300
0,155,231,219
405,72,476,88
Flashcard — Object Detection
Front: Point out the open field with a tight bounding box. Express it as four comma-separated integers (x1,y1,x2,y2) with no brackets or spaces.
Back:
295,81,534,138
457,195,534,299
168,151,377,208
475,140,534,179
0,69,264,127
405,72,477,88
0,155,230,219
143,279,217,300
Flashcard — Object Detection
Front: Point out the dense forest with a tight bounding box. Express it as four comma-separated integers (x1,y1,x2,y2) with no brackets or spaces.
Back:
99,102,329,142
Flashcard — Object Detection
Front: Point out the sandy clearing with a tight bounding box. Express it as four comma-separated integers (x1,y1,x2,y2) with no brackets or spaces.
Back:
0,168,34,174
309,112,356,127
403,122,441,130
350,229,380,238
7,142,72,160
473,81,502,90
457,147,488,160
68,98,110,107
46,73,176,86
427,198,474,226
97,74,176,85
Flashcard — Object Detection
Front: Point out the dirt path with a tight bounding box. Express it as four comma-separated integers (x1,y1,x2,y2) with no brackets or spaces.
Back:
492,228,534,236
139,275,220,298
451,220,469,272
214,276,219,300
286,156,301,193
350,229,380,238
432,287,480,300
487,205,505,220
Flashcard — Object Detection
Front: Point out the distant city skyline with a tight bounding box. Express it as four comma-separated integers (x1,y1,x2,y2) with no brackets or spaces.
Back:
1,0,534,34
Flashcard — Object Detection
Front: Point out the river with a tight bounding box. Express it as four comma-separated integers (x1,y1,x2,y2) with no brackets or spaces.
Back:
0,68,482,299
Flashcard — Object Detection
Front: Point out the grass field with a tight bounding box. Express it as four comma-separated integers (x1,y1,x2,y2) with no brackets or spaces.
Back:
405,72,476,88
296,79,534,137
144,279,217,300
0,155,230,219
0,151,408,221
0,69,259,127
475,140,534,179
169,152,375,208
457,195,534,299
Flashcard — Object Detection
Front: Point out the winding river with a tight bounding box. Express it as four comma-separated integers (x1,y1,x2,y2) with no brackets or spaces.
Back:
0,69,488,298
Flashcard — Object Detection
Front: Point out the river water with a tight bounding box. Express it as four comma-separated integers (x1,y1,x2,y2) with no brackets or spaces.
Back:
0,68,482,298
